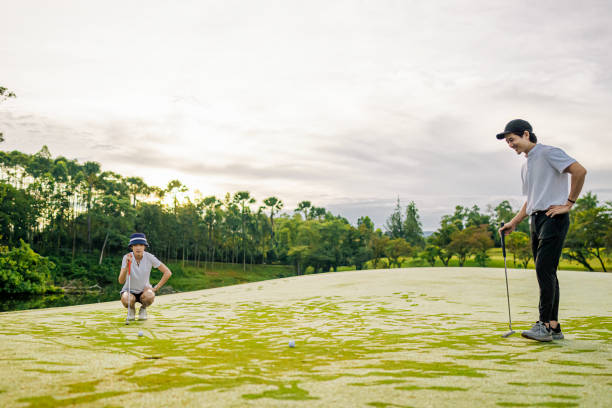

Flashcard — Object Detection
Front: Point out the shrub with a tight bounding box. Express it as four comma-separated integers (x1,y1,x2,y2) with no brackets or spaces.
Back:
0,240,58,295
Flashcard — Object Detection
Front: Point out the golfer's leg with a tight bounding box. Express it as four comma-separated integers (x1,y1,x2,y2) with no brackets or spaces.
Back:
535,233,565,323
140,288,155,307
121,292,135,308
551,214,570,325
531,219,548,321
551,278,560,324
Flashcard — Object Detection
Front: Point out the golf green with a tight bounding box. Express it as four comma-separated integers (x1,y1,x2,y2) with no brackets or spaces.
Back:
1,267,610,407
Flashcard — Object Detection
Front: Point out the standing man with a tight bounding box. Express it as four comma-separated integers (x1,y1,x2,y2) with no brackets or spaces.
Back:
497,119,586,342
119,233,172,321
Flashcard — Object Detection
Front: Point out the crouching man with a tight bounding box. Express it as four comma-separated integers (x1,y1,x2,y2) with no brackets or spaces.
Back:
119,233,172,320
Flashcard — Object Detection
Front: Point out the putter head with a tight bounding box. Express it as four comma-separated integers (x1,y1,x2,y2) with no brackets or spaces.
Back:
501,330,515,338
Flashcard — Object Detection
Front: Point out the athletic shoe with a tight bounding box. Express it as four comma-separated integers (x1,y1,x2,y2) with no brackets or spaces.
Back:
138,307,147,321
127,307,135,321
551,324,564,340
521,321,553,342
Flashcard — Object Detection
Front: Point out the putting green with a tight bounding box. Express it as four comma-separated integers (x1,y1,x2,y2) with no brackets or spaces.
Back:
0,268,610,407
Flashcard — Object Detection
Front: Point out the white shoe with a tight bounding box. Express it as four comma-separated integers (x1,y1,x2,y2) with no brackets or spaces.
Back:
127,307,135,321
138,307,147,320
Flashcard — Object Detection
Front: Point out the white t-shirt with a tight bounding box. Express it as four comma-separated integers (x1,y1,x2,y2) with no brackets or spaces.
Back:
121,251,162,294
521,143,576,215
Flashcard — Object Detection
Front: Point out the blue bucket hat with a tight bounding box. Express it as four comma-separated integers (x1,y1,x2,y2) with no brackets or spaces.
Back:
128,233,149,249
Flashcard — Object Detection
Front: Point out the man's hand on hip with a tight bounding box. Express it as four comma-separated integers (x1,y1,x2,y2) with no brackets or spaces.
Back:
545,205,571,217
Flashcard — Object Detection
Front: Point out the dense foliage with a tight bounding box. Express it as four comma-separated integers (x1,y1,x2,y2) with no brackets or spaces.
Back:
0,239,58,295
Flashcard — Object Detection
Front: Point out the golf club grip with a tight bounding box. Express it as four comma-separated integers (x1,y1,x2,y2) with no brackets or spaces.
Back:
500,222,506,258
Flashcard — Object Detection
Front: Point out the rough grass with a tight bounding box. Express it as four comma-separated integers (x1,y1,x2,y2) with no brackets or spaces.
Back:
167,261,295,292
0,268,610,407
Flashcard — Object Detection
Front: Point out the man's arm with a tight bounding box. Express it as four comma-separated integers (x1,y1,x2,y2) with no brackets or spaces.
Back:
566,161,587,202
153,263,172,292
546,161,587,217
118,254,132,284
499,201,528,236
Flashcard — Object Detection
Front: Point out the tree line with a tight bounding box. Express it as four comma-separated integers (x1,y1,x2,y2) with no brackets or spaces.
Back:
1,145,611,295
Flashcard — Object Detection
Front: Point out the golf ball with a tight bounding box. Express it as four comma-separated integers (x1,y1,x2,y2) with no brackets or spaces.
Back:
288,340,295,348
138,330,144,337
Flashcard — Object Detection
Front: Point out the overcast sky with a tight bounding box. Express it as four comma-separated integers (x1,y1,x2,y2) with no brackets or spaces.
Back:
1,0,611,230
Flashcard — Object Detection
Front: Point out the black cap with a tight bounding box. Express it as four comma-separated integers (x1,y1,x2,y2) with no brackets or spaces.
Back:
496,119,533,139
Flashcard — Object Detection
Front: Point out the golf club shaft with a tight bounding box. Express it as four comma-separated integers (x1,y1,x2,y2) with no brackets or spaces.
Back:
500,223,512,330
126,258,131,323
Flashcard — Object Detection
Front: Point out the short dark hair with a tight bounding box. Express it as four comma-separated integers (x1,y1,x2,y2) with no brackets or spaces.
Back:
512,131,537,143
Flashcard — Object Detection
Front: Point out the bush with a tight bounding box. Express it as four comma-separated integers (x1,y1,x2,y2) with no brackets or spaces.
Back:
0,240,59,295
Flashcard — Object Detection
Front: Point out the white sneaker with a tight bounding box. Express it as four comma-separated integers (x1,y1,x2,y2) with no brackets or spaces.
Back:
127,307,135,321
138,307,147,320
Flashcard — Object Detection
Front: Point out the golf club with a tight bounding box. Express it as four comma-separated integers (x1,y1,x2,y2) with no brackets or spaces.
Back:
125,256,132,325
500,222,515,338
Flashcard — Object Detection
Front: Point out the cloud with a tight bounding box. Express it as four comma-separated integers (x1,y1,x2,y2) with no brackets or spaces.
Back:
2,1,612,228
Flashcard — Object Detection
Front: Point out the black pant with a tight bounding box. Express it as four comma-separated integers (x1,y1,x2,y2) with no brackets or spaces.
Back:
530,212,570,323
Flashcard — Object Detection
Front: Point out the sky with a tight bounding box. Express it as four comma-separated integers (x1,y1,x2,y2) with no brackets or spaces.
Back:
1,0,611,230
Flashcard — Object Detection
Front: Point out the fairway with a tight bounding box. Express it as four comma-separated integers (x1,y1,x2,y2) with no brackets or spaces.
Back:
0,268,610,407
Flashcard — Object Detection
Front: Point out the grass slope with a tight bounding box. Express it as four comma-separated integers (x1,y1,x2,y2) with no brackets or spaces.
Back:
0,267,610,407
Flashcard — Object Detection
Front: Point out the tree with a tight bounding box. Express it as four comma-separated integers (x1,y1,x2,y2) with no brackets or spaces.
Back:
403,201,425,248
447,225,493,267
370,233,389,268
470,225,494,267
126,177,149,207
429,218,458,266
349,216,375,270
92,194,134,264
447,228,472,267
81,161,101,252
287,245,309,275
295,201,311,220
605,201,612,257
200,196,222,270
516,241,533,270
0,86,17,143
233,191,255,272
563,193,610,272
506,231,530,268
385,238,413,268
0,182,36,247
263,196,284,244
490,200,529,242
309,206,326,221
0,240,57,295
418,244,439,267
385,197,404,238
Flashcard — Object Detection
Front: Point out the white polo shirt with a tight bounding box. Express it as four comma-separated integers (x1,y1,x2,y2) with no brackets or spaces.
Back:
121,251,162,294
521,143,576,215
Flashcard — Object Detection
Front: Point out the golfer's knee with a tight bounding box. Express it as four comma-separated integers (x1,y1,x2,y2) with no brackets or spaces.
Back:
121,292,135,307
141,289,155,306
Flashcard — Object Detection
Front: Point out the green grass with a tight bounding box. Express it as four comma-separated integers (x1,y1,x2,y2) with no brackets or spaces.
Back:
1,268,610,407
365,248,610,272
170,248,609,287
165,261,295,292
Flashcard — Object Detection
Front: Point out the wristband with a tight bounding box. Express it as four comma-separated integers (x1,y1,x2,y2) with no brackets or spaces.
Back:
567,198,576,204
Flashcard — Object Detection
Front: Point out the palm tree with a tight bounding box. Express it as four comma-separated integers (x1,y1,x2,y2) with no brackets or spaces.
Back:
263,196,284,243
233,191,255,272
82,161,101,252
295,200,311,220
